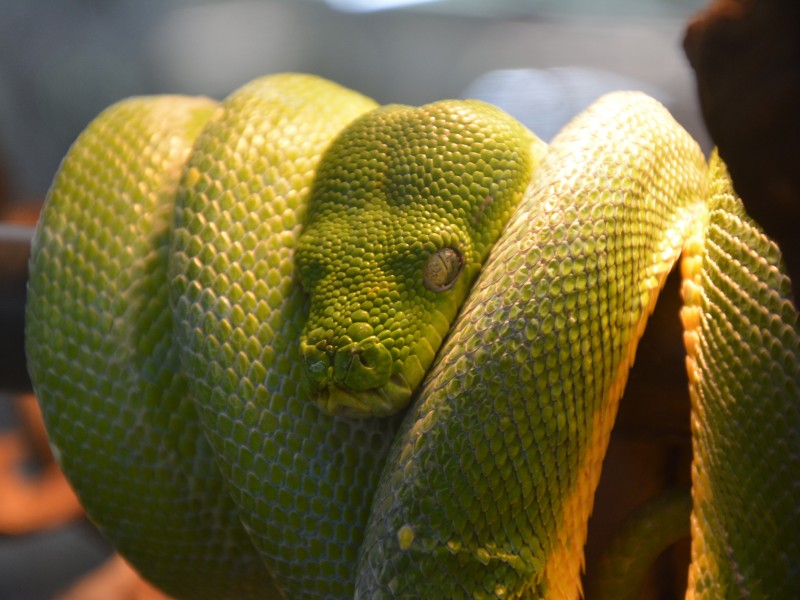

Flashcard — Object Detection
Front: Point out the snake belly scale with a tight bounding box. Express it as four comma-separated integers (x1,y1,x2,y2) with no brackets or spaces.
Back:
25,73,799,598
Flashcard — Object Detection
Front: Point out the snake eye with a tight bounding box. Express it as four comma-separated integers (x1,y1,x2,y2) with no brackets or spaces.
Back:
423,247,463,292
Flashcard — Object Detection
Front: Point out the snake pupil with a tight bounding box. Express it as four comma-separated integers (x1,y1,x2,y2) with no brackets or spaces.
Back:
423,247,463,292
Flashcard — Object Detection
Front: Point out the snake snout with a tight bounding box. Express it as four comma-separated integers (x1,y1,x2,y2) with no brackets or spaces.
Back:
333,335,392,392
300,326,411,418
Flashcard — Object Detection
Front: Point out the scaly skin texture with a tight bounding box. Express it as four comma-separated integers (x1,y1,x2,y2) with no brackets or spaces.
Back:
167,74,394,599
355,92,707,598
24,95,280,599
296,101,543,417
682,152,800,598
25,74,800,599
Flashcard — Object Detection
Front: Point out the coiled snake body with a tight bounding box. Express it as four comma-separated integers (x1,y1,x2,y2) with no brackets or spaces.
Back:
25,74,800,598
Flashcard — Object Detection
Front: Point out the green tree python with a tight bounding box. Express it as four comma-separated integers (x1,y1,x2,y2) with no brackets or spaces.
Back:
24,73,800,598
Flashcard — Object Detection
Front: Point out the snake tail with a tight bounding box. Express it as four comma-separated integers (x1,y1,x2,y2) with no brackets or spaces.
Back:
586,489,692,599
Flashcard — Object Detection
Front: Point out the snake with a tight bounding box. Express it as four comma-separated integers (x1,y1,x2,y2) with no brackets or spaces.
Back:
24,73,799,598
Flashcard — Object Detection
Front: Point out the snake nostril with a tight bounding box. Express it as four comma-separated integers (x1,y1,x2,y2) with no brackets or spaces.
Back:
300,330,334,390
353,349,371,368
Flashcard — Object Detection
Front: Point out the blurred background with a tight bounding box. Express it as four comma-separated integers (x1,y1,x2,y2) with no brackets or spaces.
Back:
1,0,709,598
1,0,711,205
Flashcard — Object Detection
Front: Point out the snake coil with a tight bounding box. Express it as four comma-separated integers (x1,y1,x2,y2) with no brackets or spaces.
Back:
26,73,800,599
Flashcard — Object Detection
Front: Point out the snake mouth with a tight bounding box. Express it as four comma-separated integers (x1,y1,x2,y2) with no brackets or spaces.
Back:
314,373,413,418
301,330,416,418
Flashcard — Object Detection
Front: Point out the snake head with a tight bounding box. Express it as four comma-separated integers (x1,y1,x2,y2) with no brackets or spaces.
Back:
296,100,541,418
